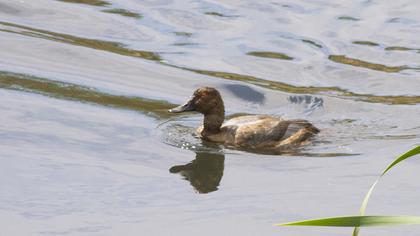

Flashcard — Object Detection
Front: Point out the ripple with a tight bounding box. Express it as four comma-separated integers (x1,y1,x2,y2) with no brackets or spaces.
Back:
204,12,239,18
158,8,228,30
1,22,419,105
102,8,143,19
0,3,21,15
173,31,193,37
301,39,323,48
56,0,110,7
0,21,160,61
337,16,361,21
169,65,420,105
247,51,294,60
0,71,176,119
328,55,408,73
158,116,358,157
352,41,379,47
385,46,420,52
158,118,225,154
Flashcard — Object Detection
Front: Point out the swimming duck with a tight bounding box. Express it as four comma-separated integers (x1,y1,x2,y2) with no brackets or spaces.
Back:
169,87,319,150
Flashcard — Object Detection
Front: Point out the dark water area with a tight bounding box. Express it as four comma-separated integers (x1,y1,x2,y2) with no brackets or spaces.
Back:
0,1,420,235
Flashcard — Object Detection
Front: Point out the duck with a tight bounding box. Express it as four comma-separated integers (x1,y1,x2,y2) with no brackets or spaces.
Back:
169,87,319,151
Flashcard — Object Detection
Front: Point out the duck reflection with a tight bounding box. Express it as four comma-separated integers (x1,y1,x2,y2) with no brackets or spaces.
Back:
170,151,225,194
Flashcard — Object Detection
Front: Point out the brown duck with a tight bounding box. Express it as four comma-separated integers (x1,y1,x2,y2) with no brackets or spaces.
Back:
169,87,319,150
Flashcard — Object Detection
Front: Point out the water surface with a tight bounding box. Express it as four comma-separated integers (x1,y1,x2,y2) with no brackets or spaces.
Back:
1,1,420,235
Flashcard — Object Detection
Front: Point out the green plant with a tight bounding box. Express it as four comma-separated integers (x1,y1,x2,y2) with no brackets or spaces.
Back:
275,145,420,236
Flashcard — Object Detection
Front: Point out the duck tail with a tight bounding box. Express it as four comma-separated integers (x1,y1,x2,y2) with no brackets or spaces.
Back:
290,119,320,134
307,124,320,134
274,120,320,149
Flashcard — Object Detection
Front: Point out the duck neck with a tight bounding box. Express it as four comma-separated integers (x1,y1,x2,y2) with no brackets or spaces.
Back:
203,107,224,134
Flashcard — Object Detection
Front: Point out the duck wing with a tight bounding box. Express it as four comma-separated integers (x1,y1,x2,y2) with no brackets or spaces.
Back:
223,116,285,147
224,116,318,148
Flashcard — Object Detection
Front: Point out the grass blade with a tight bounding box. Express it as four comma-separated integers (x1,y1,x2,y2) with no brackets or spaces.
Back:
381,146,420,176
277,215,420,227
275,146,420,235
354,145,420,235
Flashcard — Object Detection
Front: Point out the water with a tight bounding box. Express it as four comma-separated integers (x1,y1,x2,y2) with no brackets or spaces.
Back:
1,0,420,235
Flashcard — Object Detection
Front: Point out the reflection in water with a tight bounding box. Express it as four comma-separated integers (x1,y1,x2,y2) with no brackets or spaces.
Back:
204,12,238,18
169,64,420,105
174,32,193,37
1,21,419,105
288,95,323,115
351,41,420,53
247,51,294,60
170,152,225,194
301,39,323,48
0,71,176,119
337,16,360,21
57,0,110,7
0,3,20,14
0,21,161,61
352,41,379,46
0,1,419,235
102,8,143,19
385,46,420,52
223,84,265,104
328,55,408,73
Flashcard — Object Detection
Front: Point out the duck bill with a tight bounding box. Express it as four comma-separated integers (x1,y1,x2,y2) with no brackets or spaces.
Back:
169,99,195,113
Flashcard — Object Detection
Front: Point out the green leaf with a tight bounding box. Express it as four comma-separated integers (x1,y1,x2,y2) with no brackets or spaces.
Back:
277,215,420,227
275,145,420,235
381,146,420,175
354,145,420,235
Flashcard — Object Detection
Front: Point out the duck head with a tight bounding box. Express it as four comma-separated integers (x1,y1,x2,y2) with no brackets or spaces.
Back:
169,87,224,115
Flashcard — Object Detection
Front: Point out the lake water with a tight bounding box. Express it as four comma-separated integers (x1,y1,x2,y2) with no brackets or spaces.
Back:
1,0,420,235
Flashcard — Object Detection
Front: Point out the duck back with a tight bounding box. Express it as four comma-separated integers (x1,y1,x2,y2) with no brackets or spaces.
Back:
203,115,319,149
